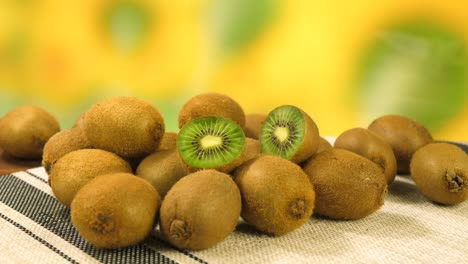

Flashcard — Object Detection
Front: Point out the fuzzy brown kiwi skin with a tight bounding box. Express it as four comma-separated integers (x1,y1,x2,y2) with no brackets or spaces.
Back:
334,128,397,184
49,149,132,207
136,149,187,198
244,113,267,139
410,143,468,205
0,105,60,160
83,96,165,159
42,128,92,174
368,115,432,174
289,110,320,164
303,149,387,220
178,93,246,129
180,138,260,174
71,173,160,249
317,137,332,153
233,155,315,235
158,132,177,151
159,170,241,250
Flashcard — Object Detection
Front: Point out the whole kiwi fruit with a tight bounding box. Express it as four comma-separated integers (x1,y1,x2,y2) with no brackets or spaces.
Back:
303,149,387,220
158,132,177,151
317,137,332,153
0,105,60,159
368,115,432,174
334,128,396,184
410,143,468,205
244,113,267,139
259,105,320,164
42,128,92,173
178,93,246,129
136,149,187,198
159,170,241,250
49,149,132,207
71,173,160,249
82,96,165,159
233,155,315,235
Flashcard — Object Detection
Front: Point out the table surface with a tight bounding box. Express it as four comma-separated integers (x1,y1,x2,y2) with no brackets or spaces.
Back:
1,141,467,264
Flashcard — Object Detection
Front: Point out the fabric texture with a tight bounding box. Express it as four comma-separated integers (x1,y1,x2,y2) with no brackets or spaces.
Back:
1,149,467,263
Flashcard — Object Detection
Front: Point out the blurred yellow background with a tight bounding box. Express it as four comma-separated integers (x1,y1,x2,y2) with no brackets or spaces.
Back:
1,0,467,140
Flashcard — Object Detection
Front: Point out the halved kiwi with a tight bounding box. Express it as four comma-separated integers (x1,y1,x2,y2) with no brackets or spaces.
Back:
259,105,319,163
177,116,245,169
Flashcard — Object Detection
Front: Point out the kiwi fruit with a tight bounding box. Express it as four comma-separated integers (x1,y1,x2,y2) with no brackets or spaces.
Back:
178,93,246,129
182,137,260,174
49,149,132,207
0,105,60,159
158,132,177,151
71,173,160,249
177,116,245,170
368,115,433,174
159,170,241,250
410,143,468,205
259,105,320,163
136,149,187,197
334,128,396,184
82,96,165,159
234,155,315,235
303,149,387,219
42,128,92,173
317,137,332,153
244,113,267,139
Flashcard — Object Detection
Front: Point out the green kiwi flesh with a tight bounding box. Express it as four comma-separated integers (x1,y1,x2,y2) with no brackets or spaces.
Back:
136,149,187,197
368,115,433,174
82,96,165,159
303,148,387,219
159,170,241,250
260,105,319,163
49,149,132,207
410,143,467,205
233,155,315,235
334,127,396,184
177,116,245,169
0,105,60,159
71,173,160,248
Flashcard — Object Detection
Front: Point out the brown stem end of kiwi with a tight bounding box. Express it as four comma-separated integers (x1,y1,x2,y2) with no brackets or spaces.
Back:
446,170,466,193
91,213,116,235
288,198,306,219
169,219,191,241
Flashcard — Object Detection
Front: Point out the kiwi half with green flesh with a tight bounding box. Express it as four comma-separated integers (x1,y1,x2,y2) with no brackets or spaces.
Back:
158,132,177,151
259,105,319,164
136,149,187,198
334,128,396,184
42,128,92,173
244,113,267,139
159,169,241,250
49,149,132,207
234,155,315,235
0,105,60,159
368,115,432,174
181,137,260,174
82,96,165,159
410,143,467,205
71,173,160,249
178,92,246,129
303,149,387,220
177,116,245,169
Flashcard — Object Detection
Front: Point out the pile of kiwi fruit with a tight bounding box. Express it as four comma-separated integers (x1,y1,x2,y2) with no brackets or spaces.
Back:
0,93,466,251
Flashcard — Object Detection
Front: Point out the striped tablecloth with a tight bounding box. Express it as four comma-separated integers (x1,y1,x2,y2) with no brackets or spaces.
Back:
1,165,467,263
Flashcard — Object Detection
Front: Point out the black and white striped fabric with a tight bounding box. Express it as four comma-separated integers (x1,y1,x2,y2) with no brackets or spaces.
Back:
1,147,468,264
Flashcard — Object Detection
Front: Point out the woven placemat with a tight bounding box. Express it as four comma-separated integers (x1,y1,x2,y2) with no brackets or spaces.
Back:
1,160,467,263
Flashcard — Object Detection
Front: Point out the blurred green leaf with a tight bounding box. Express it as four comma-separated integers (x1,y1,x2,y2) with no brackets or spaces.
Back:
102,1,152,54
355,20,468,130
207,0,277,55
